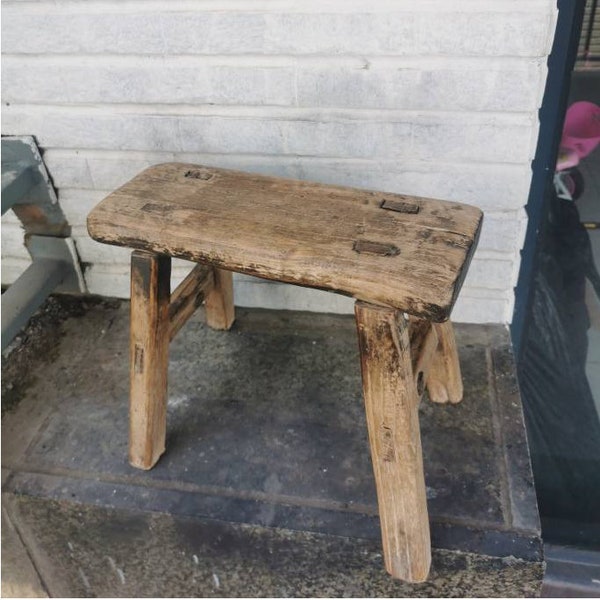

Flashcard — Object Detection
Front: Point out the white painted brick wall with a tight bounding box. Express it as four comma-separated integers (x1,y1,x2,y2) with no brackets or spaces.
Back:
3,58,543,112
1,0,557,323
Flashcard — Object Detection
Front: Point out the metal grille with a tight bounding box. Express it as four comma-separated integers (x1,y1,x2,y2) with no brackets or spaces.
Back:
577,0,600,66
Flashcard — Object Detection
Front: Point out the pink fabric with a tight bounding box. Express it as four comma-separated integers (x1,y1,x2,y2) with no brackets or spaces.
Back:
560,101,600,160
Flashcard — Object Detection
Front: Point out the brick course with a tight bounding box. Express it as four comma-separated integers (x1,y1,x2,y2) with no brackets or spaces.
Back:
0,0,557,322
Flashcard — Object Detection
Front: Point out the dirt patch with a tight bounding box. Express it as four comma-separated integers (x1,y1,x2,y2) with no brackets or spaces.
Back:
1,293,121,416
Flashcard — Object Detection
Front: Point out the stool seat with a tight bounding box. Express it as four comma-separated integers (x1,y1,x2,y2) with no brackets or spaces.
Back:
87,163,482,321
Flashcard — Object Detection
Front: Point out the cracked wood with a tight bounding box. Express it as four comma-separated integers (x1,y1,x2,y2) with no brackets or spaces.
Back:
355,302,431,582
129,250,171,470
87,163,483,321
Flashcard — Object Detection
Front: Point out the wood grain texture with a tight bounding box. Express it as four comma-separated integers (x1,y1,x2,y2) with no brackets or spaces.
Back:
87,163,483,321
355,302,431,582
205,267,235,330
427,321,464,404
169,264,214,341
409,319,439,397
129,250,171,470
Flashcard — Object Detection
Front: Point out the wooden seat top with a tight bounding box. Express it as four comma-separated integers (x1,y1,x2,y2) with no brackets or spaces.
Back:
87,163,482,321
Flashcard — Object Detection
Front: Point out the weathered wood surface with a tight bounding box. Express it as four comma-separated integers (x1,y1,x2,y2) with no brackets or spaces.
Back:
205,268,235,330
355,302,431,582
129,251,171,470
87,163,483,321
169,264,214,341
427,321,464,404
409,319,439,397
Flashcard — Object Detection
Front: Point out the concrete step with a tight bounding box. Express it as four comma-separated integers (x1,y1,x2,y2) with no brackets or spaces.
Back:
1,297,543,597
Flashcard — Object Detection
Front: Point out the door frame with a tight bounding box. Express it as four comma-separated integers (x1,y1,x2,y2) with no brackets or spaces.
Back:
511,0,587,357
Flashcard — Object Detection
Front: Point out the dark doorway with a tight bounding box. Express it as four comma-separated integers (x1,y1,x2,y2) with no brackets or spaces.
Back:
513,0,600,549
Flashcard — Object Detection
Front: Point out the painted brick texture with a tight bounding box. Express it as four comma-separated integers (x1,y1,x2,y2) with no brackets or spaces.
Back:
0,0,557,322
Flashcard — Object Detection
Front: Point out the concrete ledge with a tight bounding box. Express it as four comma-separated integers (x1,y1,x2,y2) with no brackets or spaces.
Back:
3,494,543,598
1,297,543,596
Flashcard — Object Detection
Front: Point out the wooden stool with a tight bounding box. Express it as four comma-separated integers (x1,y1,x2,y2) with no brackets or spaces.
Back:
87,163,482,583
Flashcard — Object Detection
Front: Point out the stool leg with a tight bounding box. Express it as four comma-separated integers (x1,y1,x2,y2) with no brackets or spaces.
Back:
355,302,431,583
129,250,171,470
427,321,463,404
205,268,235,330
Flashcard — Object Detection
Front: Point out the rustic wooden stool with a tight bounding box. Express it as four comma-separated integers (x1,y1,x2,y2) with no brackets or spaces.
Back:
87,163,482,583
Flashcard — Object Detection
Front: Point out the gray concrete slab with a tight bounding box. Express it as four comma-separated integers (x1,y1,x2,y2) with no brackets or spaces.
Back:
1,469,11,487
4,494,543,598
1,504,47,598
1,296,543,596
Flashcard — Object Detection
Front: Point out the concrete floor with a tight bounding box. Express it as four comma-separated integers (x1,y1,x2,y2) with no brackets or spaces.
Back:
1,296,543,597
